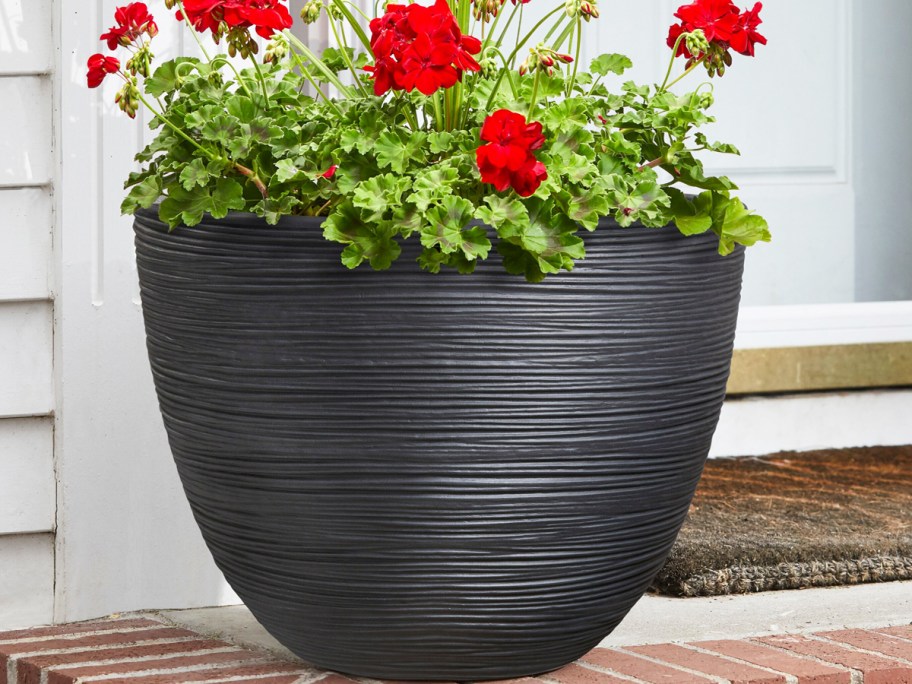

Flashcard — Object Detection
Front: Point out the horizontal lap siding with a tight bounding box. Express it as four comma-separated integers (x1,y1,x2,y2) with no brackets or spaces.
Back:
0,0,57,629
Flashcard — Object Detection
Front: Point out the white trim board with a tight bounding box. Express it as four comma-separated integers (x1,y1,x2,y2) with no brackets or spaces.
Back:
710,388,912,458
735,301,912,349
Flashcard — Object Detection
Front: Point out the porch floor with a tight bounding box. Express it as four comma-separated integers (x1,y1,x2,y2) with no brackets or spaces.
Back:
2,581,910,683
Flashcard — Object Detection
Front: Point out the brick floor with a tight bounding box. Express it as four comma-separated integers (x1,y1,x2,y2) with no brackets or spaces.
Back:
1,618,911,683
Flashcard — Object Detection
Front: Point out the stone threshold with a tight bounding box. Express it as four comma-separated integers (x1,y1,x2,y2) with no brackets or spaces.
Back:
2,610,911,683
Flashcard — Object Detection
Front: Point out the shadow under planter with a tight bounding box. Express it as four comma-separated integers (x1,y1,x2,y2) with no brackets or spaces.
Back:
133,208,744,681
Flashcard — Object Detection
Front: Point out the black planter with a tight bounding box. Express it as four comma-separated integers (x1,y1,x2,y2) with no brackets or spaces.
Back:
134,208,744,681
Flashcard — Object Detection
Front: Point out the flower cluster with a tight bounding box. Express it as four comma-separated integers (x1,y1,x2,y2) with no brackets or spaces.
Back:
366,0,482,96
667,0,765,75
476,110,548,197
87,2,160,118
99,2,158,49
177,0,294,56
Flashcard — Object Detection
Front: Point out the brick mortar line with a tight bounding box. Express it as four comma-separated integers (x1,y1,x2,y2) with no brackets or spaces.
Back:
880,631,912,645
675,643,799,684
540,664,647,684
613,646,730,684
0,624,166,647
162,673,317,684
72,656,296,682
805,633,912,667
5,637,207,683
745,639,864,684
49,646,251,671
8,636,204,659
571,660,654,684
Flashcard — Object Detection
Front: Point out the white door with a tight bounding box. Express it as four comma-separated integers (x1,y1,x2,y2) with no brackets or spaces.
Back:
55,0,912,620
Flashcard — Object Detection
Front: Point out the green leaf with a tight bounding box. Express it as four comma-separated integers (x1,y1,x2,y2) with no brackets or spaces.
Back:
179,158,211,190
145,58,199,97
423,196,475,254
375,130,427,173
417,247,449,274
200,114,240,147
560,189,610,231
408,167,458,212
714,196,772,255
159,184,211,228
667,188,713,236
497,241,546,283
458,226,492,261
209,178,245,219
340,243,366,269
695,132,740,155
474,195,530,235
590,53,633,77
274,158,305,183
339,128,375,155
226,95,257,124
121,175,162,215
352,173,406,222
427,131,455,154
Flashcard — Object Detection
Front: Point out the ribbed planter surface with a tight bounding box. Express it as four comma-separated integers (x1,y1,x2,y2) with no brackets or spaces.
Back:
134,208,744,681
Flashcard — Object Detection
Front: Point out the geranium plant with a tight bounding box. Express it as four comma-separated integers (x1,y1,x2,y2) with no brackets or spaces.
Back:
89,0,770,281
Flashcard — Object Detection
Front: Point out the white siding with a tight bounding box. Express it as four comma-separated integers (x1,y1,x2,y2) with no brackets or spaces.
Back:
0,302,53,418
0,76,53,187
0,188,53,301
0,0,56,630
0,0,54,73
0,534,55,629
0,418,55,534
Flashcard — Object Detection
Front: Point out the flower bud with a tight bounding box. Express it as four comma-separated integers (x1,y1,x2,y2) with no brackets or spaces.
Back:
264,36,289,64
301,0,323,23
115,79,140,119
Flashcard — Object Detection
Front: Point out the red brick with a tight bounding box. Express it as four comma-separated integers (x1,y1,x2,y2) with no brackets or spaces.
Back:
875,625,912,642
695,639,851,684
0,627,197,657
548,661,639,684
755,634,912,684
0,619,162,643
581,647,716,683
76,661,313,683
816,629,912,661
44,648,269,682
20,638,229,670
191,678,304,684
629,643,786,683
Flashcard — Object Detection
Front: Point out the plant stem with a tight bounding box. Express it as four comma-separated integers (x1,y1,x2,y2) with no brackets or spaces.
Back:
663,61,700,90
528,68,541,113
328,0,372,52
328,16,370,97
211,55,256,101
637,155,665,172
565,17,581,96
660,34,687,91
174,0,213,62
285,44,345,115
284,31,354,96
248,54,271,104
135,94,211,158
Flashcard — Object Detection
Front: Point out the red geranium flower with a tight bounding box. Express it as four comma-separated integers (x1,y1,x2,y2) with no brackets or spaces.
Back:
86,53,121,88
729,2,766,56
673,0,739,43
178,0,293,39
367,0,481,97
667,0,765,62
100,2,158,50
396,33,459,95
476,109,547,197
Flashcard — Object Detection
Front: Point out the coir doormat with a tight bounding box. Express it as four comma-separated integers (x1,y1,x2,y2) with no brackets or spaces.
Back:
652,445,912,597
